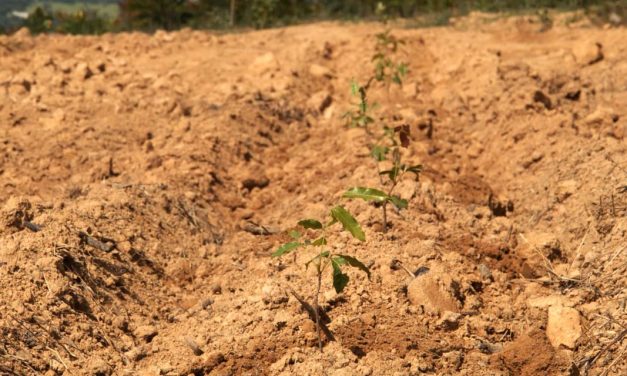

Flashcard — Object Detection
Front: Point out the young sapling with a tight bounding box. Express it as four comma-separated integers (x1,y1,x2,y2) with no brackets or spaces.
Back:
343,31,407,132
343,124,422,232
343,79,376,133
272,206,370,352
372,30,408,88
342,30,420,231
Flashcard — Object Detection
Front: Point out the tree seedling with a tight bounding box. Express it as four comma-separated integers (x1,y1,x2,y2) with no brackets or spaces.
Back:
341,29,419,232
537,9,553,32
343,30,407,132
343,124,422,233
372,30,408,87
343,79,377,133
272,206,370,352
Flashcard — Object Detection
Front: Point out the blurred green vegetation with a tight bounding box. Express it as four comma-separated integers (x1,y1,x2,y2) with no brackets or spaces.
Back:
3,0,625,35
26,1,118,18
18,6,112,34
0,1,116,33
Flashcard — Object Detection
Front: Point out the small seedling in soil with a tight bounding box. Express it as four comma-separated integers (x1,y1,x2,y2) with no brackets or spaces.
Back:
343,31,419,231
537,9,553,32
372,30,408,87
343,30,408,134
272,206,370,352
343,79,377,133
344,124,422,233
343,31,407,132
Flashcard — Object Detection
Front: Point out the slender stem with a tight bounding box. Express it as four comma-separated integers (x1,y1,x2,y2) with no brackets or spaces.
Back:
375,159,385,186
364,76,375,91
382,166,405,233
382,202,388,233
387,177,400,198
359,85,373,136
314,262,323,352
370,130,389,186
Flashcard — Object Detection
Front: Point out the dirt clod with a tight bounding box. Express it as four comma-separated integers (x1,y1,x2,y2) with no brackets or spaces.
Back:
546,306,582,349
242,177,270,191
406,270,460,314
533,90,553,110
436,311,462,331
135,325,158,343
308,63,333,78
492,329,563,376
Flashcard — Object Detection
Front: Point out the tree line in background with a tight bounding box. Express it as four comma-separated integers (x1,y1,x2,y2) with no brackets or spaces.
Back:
4,0,626,35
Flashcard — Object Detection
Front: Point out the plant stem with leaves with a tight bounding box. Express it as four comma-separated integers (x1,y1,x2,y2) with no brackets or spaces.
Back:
314,262,323,351
344,125,422,232
343,78,376,133
372,30,408,89
272,206,370,352
341,30,419,232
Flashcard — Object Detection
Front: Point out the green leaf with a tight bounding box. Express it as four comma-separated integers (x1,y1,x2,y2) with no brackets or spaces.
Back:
305,251,330,269
288,230,301,239
398,63,408,77
272,242,302,257
333,273,349,293
380,166,400,181
312,237,327,246
359,101,367,114
389,195,408,210
326,217,337,227
343,187,389,203
336,255,371,279
297,219,323,229
350,80,359,96
330,206,365,242
331,259,349,293
371,145,389,161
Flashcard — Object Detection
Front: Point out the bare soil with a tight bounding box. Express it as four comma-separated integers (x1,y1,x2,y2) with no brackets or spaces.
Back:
1,14,625,376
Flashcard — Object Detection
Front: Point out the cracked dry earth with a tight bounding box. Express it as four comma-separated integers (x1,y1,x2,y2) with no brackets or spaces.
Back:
1,15,626,376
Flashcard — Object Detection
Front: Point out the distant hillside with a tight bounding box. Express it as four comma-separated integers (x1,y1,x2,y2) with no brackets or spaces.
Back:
1,0,118,30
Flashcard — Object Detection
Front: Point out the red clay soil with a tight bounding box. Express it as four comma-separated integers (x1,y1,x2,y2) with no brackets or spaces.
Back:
0,13,625,376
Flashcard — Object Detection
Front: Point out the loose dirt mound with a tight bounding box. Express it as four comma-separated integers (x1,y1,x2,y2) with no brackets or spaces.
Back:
1,17,625,376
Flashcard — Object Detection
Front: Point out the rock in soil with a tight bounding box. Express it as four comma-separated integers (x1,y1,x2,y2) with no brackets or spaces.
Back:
546,305,582,349
407,269,460,314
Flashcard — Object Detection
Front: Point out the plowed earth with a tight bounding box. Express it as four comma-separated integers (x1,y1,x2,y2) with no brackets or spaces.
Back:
0,15,625,376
